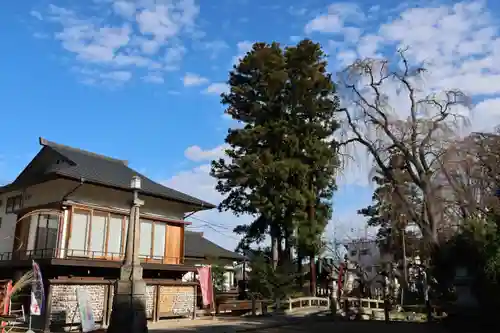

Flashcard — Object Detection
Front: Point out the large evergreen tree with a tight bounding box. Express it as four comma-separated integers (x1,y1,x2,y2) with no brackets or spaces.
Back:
211,39,340,294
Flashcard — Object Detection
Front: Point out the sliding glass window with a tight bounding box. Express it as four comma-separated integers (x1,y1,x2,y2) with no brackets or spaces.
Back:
33,214,60,257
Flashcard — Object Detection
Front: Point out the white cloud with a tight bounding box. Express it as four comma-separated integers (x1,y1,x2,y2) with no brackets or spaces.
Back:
136,6,180,41
100,70,132,82
306,0,500,185
472,98,500,131
231,40,254,66
135,37,162,55
204,83,229,95
37,1,200,85
184,144,227,162
164,44,186,70
288,6,307,17
142,72,164,84
112,1,136,19
72,67,132,86
30,10,43,20
33,32,49,39
202,40,229,59
164,162,253,251
304,3,364,34
182,73,209,87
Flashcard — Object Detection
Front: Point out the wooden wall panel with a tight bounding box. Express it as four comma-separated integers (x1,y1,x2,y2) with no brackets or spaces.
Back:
13,217,30,253
165,225,183,264
180,226,185,263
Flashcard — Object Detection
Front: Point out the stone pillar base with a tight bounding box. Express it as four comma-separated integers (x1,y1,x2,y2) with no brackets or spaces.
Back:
107,278,148,333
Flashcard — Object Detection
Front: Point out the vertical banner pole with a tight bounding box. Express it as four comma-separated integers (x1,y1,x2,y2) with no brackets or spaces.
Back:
210,266,216,320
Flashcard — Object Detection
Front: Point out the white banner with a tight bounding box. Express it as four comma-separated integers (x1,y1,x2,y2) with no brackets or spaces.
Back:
76,288,96,333
30,292,41,316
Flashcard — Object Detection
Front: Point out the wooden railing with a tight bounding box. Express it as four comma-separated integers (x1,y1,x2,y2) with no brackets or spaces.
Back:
268,297,330,312
0,249,182,265
339,296,385,311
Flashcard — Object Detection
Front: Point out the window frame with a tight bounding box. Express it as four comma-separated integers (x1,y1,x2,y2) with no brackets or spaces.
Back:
5,195,23,214
67,207,170,262
68,207,130,260
67,209,91,257
88,210,109,258
33,213,60,257
138,219,168,262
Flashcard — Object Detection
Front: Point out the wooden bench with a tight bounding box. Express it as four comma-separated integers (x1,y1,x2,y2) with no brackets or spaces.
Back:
216,300,267,315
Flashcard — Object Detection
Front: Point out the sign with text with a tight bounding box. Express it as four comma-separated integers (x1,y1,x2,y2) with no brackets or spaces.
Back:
158,286,195,317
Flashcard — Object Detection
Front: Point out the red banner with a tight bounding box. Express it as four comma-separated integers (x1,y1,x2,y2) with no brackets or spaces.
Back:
197,266,214,306
2,280,12,333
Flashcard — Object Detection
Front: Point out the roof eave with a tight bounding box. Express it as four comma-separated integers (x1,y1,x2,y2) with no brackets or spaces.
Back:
186,254,245,262
0,173,62,195
54,172,215,210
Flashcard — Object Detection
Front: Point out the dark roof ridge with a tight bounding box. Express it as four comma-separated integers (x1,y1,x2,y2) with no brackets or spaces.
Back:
186,230,204,236
39,137,128,166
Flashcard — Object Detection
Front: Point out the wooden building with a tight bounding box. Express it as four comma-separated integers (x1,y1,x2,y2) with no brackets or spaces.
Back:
0,137,231,332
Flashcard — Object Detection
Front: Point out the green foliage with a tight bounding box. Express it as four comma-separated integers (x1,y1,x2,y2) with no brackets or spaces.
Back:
211,264,227,294
433,215,500,314
211,39,340,259
358,166,425,260
247,253,297,300
233,215,269,252
454,217,500,282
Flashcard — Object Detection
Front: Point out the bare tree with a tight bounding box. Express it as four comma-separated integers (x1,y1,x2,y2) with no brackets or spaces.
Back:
338,49,471,245
438,132,500,225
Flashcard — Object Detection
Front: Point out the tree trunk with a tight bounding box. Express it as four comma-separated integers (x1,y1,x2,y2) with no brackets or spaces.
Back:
297,250,304,289
309,255,316,296
277,234,283,265
284,229,292,263
307,174,317,297
271,236,278,269
271,224,279,269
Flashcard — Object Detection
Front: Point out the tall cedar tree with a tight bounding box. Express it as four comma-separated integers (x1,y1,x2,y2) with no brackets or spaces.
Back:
211,40,339,295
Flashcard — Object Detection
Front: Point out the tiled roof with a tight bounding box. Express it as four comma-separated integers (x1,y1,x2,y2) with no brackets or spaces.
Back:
37,137,215,209
184,231,245,261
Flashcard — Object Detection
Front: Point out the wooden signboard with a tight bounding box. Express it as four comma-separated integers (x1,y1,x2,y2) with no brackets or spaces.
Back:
158,286,195,318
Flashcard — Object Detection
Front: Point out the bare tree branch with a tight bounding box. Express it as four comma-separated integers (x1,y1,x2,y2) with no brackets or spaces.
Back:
337,49,471,245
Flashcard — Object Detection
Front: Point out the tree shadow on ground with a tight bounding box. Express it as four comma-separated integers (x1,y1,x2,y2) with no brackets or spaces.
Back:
148,312,467,333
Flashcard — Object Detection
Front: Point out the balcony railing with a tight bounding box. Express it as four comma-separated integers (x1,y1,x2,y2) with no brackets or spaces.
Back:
0,248,182,265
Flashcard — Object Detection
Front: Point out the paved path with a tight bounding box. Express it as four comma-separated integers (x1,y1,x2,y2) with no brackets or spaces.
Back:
148,311,329,333
148,314,469,333
255,321,448,333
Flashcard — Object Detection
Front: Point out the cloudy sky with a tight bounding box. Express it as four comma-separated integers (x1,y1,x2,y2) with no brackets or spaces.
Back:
1,0,500,251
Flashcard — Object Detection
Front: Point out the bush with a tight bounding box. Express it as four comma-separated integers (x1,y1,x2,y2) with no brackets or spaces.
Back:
435,216,500,318
247,254,297,300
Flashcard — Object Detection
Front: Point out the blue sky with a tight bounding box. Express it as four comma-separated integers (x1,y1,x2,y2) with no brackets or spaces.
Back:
1,0,500,251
